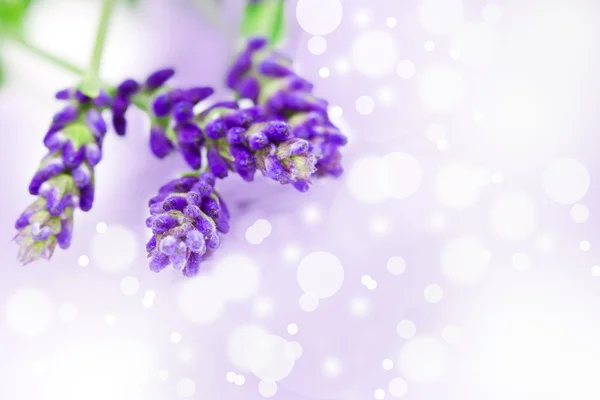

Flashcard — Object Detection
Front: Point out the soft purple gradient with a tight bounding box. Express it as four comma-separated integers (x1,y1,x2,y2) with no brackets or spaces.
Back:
2,0,600,399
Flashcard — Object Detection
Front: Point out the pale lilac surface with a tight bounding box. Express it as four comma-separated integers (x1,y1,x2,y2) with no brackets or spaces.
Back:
2,0,600,399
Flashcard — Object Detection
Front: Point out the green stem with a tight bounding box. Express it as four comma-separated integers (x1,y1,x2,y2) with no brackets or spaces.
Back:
10,35,84,75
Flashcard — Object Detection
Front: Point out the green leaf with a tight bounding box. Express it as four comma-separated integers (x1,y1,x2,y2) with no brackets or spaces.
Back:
241,0,285,47
0,57,4,88
0,0,35,29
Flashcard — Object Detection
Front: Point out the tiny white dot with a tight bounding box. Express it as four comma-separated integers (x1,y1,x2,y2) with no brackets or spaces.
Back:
355,11,371,26
319,67,330,78
424,284,443,303
226,371,237,383
581,241,591,251
397,320,417,339
361,274,373,285
329,105,343,119
234,374,245,386
592,265,600,277
170,332,182,343
335,58,350,74
375,388,386,399
308,36,327,55
287,323,299,335
77,255,89,267
282,244,301,262
302,205,322,224
96,222,107,233
437,140,449,151
382,358,394,370
386,17,397,28
424,41,435,51
356,95,375,115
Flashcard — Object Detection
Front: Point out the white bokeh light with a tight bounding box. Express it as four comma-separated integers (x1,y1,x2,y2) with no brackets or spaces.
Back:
228,324,270,370
490,193,537,240
349,297,371,317
441,237,490,285
426,123,446,142
351,30,398,78
512,253,531,272
580,241,591,252
6,289,53,337
287,323,298,335
299,293,319,312
378,152,422,199
141,290,155,308
418,66,466,111
375,388,386,399
592,265,600,277
482,3,502,23
543,158,590,205
91,225,138,273
382,358,394,370
451,22,496,67
418,0,464,34
178,276,226,324
296,0,343,36
322,356,342,378
424,284,444,303
308,36,327,55
297,251,344,298
396,320,417,339
399,336,447,382
285,341,304,361
250,334,295,381
389,377,408,397
213,254,261,302
329,105,343,119
258,380,278,398
158,369,169,381
319,67,330,78
170,332,182,343
246,219,272,245
234,375,245,386
441,325,462,345
176,378,196,398
120,276,140,296
435,163,482,207
396,60,416,79
78,255,89,267
387,256,406,275
424,40,435,51
386,17,397,28
96,222,107,233
571,204,590,223
58,302,78,323
356,95,375,115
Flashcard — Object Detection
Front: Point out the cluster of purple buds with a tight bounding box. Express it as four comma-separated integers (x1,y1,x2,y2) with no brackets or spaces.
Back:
15,88,112,264
226,37,347,178
145,172,229,277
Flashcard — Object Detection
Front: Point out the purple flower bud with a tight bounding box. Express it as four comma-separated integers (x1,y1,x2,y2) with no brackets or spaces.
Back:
198,172,216,187
152,214,179,234
179,143,202,170
191,182,213,198
184,205,202,219
185,230,206,254
162,196,187,212
222,110,254,129
206,231,220,249
117,79,140,96
53,106,79,126
195,214,216,236
201,197,220,219
173,101,195,123
227,127,246,145
72,163,92,188
79,184,95,212
205,119,227,139
207,147,229,179
226,51,252,88
216,193,230,219
31,224,52,241
258,59,292,77
214,214,230,234
248,132,269,150
237,76,260,102
145,216,154,228
149,203,163,215
62,141,86,169
149,125,173,158
146,236,157,252
263,120,293,142
152,93,172,117
247,36,268,51
112,114,127,136
159,176,199,194
44,129,66,151
55,88,72,100
93,90,113,108
75,91,91,104
56,215,73,249
293,180,310,192
170,241,188,270
176,123,203,144
183,87,214,104
150,252,170,272
185,191,201,206
159,235,178,255
29,161,64,195
84,143,102,166
230,145,255,169
145,68,175,91
183,252,202,277
86,109,107,139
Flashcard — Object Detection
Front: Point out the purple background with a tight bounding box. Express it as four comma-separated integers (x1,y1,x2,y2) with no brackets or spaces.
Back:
2,0,600,399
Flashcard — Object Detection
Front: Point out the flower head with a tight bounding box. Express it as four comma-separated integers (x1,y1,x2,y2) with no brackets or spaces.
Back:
15,88,112,264
145,172,229,277
226,37,347,178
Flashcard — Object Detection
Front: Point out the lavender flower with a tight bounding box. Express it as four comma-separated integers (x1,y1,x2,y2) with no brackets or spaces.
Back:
145,172,229,277
15,89,112,264
226,37,347,178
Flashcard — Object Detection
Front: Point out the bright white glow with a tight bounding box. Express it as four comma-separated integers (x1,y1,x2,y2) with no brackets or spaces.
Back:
58,302,78,322
334,58,350,73
213,254,261,301
178,276,226,324
120,276,140,296
6,289,53,337
418,0,464,34
234,375,245,386
377,87,395,106
308,36,327,55
40,331,159,400
424,284,443,303
387,256,406,275
571,204,590,223
250,334,296,381
386,17,397,28
482,4,502,23
228,323,270,370
329,105,343,119
78,255,89,267
352,31,398,78
349,297,371,316
396,60,416,79
581,241,591,252
426,123,446,142
418,66,465,111
319,67,330,78
441,237,490,285
302,204,322,224
424,41,435,51
282,244,301,262
379,152,422,199
96,222,107,233
451,22,495,67
322,356,342,378
356,95,375,115
347,156,387,204
397,320,417,339
170,332,182,343
592,265,600,277
354,10,371,27
104,315,116,326
258,380,278,397
177,378,196,397
435,163,482,207
91,225,138,273
299,293,319,312
252,297,274,318
512,253,531,272
490,193,537,240
158,369,169,381
141,290,155,308
246,219,272,245
382,358,394,370
375,388,386,399
285,341,304,361
226,372,236,383
296,0,343,35
441,325,461,345
399,336,447,382
543,158,590,205
437,140,449,151
389,377,408,397
297,251,344,298
287,323,298,335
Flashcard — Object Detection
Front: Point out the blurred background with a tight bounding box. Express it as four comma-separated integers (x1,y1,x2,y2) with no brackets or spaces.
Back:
1,0,600,399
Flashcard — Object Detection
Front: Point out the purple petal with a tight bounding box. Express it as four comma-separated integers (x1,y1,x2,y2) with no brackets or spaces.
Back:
176,123,203,144
293,180,310,192
248,132,269,150
72,163,92,188
184,205,202,219
152,214,179,234
201,197,220,219
172,101,194,123
180,144,202,170
146,235,157,253
263,120,293,142
237,76,260,102
205,119,227,139
84,143,103,166
62,141,86,169
162,196,188,212
227,127,246,145
117,79,140,96
145,68,175,91
56,216,73,249
53,106,79,125
79,184,95,212
149,125,173,158
93,90,113,108
151,93,172,117
207,147,229,179
112,114,127,136
149,252,170,272
159,235,178,255
29,160,64,195
183,252,202,277
258,59,292,77
185,230,206,254
183,87,214,104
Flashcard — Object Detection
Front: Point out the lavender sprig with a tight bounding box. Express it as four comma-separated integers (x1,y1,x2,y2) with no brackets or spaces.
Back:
226,37,347,178
145,172,229,277
15,89,112,264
